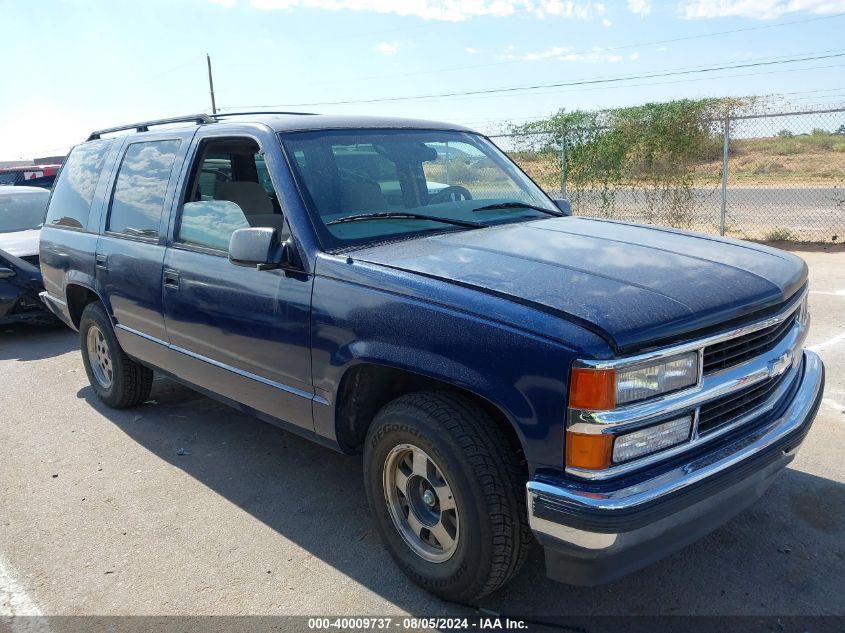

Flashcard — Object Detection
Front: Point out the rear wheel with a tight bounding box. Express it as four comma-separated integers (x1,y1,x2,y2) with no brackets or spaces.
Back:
79,302,153,408
364,391,531,602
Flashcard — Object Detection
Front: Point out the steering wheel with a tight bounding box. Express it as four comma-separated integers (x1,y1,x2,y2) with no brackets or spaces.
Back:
429,185,472,204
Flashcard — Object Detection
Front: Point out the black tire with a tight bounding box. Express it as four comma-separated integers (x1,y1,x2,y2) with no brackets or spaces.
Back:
364,391,531,602
79,302,153,409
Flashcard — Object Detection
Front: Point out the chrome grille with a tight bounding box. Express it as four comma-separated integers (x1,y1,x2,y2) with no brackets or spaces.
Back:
702,311,797,374
697,371,790,436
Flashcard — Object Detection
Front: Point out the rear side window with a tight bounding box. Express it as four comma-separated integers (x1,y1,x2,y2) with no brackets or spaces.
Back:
45,140,112,229
108,140,181,238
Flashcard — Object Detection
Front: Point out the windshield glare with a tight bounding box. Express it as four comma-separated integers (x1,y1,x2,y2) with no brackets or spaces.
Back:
0,189,50,233
281,129,557,248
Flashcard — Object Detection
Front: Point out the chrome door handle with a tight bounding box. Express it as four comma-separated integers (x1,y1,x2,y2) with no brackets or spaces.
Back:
163,268,180,289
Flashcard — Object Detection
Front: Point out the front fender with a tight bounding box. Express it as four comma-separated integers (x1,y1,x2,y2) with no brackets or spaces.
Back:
310,264,607,470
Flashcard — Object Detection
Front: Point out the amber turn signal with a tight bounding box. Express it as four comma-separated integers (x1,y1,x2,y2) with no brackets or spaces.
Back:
568,367,616,410
565,430,614,470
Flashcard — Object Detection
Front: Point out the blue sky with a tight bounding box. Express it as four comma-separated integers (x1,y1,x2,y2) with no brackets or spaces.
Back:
1,0,843,160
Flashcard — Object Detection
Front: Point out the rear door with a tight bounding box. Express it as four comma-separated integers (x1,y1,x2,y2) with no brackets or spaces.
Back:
160,127,315,431
95,131,194,365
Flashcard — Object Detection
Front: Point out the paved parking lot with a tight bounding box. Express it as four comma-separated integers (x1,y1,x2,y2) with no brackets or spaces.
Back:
1,245,844,620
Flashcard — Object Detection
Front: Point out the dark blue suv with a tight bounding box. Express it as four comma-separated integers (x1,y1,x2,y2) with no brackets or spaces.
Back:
39,113,825,600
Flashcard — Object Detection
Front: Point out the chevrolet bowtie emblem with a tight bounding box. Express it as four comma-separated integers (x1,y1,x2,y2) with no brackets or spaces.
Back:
768,350,793,378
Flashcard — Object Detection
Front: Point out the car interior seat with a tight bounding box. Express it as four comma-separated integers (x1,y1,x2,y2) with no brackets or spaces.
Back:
339,179,388,213
214,181,285,233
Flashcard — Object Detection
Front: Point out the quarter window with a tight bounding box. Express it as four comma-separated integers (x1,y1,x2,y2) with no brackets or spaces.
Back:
45,140,112,230
108,140,181,238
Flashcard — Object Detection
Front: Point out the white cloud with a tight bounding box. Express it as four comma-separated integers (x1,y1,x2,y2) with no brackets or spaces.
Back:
465,46,478,54
602,16,613,25
376,41,399,54
627,0,652,16
502,45,625,63
244,1,611,22
680,0,845,20
629,51,640,60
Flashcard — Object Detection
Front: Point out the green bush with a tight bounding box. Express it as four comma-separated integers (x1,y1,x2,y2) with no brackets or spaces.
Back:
508,97,754,225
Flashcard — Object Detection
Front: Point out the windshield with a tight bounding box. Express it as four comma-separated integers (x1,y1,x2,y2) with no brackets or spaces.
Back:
281,129,558,249
0,188,50,233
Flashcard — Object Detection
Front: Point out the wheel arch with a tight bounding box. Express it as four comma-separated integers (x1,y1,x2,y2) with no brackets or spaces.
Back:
65,282,104,329
333,361,528,466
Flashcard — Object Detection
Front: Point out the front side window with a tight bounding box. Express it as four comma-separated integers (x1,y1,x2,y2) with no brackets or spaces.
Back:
281,129,557,250
0,189,50,233
108,140,181,238
45,140,112,229
177,138,284,252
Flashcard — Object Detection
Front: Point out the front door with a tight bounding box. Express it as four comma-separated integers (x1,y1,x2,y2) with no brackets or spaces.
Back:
161,131,315,431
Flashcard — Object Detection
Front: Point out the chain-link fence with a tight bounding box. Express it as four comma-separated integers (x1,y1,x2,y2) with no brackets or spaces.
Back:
490,107,845,243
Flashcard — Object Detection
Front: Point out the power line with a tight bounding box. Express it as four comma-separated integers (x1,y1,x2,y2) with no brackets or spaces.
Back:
441,63,845,112
223,51,845,108
462,86,845,126
289,12,845,89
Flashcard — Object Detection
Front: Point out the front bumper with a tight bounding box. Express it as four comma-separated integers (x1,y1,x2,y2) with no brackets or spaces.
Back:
527,350,825,586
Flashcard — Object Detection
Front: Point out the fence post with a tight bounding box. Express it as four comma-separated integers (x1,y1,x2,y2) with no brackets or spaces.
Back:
720,117,730,236
559,132,568,198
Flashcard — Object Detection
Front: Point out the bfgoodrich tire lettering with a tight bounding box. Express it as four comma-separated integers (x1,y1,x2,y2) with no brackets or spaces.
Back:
363,391,531,601
79,302,153,409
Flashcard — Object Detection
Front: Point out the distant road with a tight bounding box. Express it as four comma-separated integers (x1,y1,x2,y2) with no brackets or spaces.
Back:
568,185,844,240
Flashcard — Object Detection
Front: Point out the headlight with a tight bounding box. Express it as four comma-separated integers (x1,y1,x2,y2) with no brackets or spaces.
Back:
566,353,700,471
616,352,699,405
569,351,699,411
612,415,693,463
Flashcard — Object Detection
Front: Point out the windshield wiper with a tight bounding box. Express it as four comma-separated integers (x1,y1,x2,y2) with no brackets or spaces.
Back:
326,212,484,229
471,202,563,217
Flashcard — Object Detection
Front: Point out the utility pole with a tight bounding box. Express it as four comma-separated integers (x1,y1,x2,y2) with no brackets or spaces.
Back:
206,53,217,115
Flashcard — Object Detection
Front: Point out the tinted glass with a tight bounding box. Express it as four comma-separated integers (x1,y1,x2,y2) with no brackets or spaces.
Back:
178,139,284,251
179,200,250,251
45,141,112,229
282,129,556,249
108,140,181,238
0,172,23,185
196,153,233,200
0,189,50,233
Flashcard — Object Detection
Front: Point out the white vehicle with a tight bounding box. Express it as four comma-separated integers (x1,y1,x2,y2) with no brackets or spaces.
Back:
0,186,50,263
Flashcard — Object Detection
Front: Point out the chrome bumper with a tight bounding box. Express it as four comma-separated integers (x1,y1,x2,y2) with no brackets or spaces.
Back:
527,350,825,586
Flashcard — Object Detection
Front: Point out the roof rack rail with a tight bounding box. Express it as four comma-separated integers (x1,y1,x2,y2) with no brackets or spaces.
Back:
212,111,318,118
87,113,216,141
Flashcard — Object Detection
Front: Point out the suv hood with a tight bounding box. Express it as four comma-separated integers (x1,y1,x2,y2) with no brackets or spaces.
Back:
0,229,40,258
350,217,807,352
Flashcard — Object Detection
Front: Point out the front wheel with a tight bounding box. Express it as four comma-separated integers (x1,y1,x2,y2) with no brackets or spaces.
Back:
364,392,531,601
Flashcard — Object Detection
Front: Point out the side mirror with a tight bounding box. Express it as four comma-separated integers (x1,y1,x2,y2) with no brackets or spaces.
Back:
552,198,572,216
228,227,297,271
0,267,16,279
